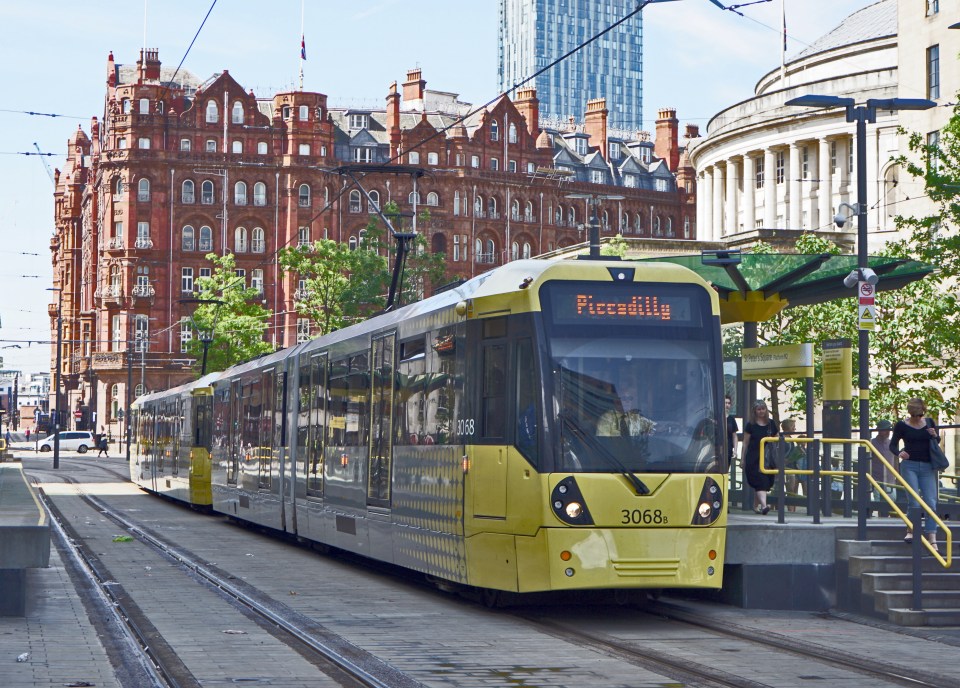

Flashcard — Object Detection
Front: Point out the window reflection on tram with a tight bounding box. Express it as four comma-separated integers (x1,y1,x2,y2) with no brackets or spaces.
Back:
542,281,722,474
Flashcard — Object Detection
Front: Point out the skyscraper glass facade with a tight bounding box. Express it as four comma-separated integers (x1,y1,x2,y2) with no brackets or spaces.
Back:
498,0,644,130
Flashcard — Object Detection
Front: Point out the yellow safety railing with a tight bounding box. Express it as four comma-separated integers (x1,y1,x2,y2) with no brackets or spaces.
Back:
759,436,952,568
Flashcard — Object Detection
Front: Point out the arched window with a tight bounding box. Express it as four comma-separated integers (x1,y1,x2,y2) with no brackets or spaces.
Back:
508,122,518,143
475,238,482,260
511,199,520,221
427,152,439,165
454,191,461,216
426,192,439,207
253,182,267,206
635,212,643,232
234,181,247,205
568,206,576,226
201,180,215,204
524,201,533,222
474,195,484,217
134,315,149,352
232,101,243,124
257,141,268,155
231,140,242,154
121,99,131,114
111,384,120,419
205,100,218,123
654,216,662,236
408,151,420,164
113,177,125,195
522,242,532,259
348,236,357,251
109,264,121,288
251,227,265,253
488,196,498,218
666,217,674,236
298,184,311,207
408,191,420,205
181,225,195,251
601,210,609,229
199,226,213,251
349,190,362,213
511,241,519,260
486,239,496,260
137,178,150,202
235,227,248,252
135,383,146,397
490,120,499,141
367,190,379,213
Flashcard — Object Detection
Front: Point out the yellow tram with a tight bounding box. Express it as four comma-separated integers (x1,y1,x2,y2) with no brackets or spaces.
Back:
131,259,727,594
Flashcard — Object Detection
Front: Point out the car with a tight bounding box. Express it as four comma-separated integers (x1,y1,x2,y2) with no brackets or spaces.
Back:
37,431,96,453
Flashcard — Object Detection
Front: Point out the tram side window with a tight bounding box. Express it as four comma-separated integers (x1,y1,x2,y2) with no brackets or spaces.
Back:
481,343,507,439
515,338,539,463
328,352,369,447
424,327,459,444
396,337,426,445
241,378,262,477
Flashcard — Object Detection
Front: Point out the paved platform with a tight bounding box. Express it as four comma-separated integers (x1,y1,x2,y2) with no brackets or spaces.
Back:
0,464,50,616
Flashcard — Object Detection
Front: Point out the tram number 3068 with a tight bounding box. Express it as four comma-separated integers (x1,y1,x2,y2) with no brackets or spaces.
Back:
621,509,668,525
456,418,476,436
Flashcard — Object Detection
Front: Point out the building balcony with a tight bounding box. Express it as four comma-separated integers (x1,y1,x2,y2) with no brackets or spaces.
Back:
107,236,124,250
476,252,498,265
134,237,154,250
132,284,155,299
294,288,312,300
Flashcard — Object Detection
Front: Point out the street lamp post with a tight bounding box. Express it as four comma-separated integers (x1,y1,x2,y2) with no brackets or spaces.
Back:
564,192,625,258
786,94,935,538
46,287,63,470
180,298,224,376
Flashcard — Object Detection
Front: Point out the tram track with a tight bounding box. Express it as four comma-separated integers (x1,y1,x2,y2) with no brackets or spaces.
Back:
32,464,423,688
515,600,957,688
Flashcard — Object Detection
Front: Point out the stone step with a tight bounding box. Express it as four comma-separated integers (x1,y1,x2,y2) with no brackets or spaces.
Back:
887,607,960,626
838,538,960,558
874,589,960,613
862,572,960,594
848,555,954,576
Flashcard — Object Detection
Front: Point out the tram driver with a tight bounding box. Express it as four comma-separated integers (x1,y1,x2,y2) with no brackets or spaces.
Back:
595,378,655,438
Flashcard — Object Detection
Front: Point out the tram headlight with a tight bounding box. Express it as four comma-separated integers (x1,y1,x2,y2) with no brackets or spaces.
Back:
697,502,712,519
551,477,594,525
691,477,723,525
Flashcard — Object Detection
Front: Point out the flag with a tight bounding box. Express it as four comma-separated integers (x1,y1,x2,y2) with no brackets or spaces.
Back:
301,35,306,60
782,3,787,52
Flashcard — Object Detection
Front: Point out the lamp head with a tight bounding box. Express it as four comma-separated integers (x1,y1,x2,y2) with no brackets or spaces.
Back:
843,270,859,289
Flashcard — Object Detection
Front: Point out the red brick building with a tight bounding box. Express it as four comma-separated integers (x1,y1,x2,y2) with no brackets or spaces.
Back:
52,50,698,434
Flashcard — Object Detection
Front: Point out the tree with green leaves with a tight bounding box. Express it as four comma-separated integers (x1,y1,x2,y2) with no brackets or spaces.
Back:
278,239,360,337
185,253,274,374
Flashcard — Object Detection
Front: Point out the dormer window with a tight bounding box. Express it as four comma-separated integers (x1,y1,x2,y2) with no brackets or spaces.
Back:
232,101,243,124
590,169,604,184
205,100,219,123
608,142,620,160
623,174,636,188
574,137,587,155
349,113,368,129
490,120,499,141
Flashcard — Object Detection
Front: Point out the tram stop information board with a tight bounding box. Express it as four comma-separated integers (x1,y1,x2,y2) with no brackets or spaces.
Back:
741,343,814,381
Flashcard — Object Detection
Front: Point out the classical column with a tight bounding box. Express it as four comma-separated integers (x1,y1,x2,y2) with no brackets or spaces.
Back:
696,173,706,240
837,135,850,205
702,167,714,241
818,137,831,230
788,142,802,230
712,165,724,242
763,148,777,229
742,153,756,232
724,158,739,236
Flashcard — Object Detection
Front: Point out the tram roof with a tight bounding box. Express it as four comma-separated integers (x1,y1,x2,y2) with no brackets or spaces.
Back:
636,252,934,324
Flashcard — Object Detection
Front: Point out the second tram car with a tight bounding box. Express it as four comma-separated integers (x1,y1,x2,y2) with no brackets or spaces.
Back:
132,259,727,593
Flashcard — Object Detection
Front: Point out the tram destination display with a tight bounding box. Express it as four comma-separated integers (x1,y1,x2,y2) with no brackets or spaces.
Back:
542,281,702,327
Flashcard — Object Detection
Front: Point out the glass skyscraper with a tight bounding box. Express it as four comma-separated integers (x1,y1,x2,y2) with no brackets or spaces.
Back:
498,0,644,131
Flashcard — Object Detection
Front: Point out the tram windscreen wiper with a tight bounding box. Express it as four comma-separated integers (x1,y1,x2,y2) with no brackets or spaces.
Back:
559,413,649,495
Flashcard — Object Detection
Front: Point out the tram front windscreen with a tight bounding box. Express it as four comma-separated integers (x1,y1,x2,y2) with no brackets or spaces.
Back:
540,280,724,474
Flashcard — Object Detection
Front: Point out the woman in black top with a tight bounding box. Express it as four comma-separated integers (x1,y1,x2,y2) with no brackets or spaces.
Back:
889,398,941,550
725,394,738,469
741,400,778,514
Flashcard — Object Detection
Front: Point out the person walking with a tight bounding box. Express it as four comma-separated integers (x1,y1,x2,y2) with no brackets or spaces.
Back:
97,433,109,458
725,394,738,471
25,428,30,442
890,398,941,551
741,400,779,514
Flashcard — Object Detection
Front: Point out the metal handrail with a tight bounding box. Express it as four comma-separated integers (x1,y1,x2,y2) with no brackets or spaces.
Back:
759,436,952,568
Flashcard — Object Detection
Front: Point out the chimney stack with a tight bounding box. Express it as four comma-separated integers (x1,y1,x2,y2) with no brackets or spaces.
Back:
654,108,680,171
514,87,540,140
583,98,608,157
386,81,401,157
402,68,426,105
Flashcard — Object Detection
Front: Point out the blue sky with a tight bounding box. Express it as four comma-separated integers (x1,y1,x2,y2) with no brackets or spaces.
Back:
0,0,869,373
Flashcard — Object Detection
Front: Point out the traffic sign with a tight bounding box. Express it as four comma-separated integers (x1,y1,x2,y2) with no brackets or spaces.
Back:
73,410,82,419
858,304,876,331
859,281,875,299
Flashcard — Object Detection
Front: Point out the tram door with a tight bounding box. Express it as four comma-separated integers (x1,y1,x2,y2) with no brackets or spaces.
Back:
367,333,396,508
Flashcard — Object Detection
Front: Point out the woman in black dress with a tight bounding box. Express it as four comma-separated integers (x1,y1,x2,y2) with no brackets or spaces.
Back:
890,397,941,550
741,400,779,514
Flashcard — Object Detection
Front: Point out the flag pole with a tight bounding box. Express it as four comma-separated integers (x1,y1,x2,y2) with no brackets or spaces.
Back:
299,0,305,90
779,0,787,85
